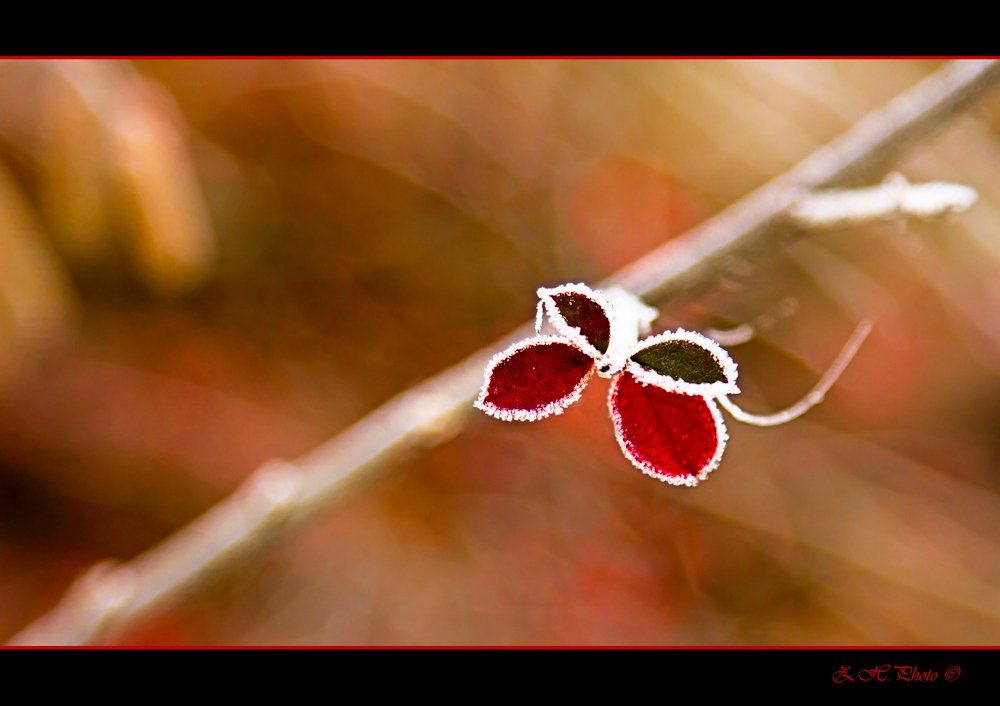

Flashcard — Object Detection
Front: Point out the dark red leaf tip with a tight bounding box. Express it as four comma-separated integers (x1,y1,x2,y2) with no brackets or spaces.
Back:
538,283,613,359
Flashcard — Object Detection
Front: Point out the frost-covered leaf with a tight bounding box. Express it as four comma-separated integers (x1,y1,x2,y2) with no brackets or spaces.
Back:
609,370,727,486
537,283,612,357
474,336,595,421
627,329,739,396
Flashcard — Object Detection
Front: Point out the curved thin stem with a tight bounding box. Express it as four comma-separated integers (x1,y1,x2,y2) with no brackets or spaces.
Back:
705,323,757,346
717,319,874,427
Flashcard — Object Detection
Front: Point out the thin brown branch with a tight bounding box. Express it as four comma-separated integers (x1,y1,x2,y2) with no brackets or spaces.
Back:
9,59,1000,645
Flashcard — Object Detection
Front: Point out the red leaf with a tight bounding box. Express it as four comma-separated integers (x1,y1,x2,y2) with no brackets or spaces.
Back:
475,336,595,421
609,371,727,485
551,292,611,354
538,283,613,359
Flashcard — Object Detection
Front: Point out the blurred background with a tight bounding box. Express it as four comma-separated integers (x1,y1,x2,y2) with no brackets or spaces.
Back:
0,59,997,645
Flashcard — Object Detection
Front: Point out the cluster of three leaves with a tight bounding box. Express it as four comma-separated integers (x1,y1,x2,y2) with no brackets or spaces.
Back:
475,284,738,486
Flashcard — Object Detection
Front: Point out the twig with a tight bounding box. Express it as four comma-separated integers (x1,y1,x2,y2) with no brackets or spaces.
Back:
9,59,999,646
789,172,978,227
705,170,977,345
717,319,875,427
704,323,757,346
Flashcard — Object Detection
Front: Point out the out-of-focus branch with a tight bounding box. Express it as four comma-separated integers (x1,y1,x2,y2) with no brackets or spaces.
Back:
9,59,999,646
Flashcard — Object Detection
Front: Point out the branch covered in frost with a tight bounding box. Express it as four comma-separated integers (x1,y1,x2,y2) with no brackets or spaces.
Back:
9,59,999,646
788,172,978,228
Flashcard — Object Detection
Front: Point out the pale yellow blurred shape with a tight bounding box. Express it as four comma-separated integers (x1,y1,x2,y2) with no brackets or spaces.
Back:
38,61,113,263
0,161,76,374
108,67,216,295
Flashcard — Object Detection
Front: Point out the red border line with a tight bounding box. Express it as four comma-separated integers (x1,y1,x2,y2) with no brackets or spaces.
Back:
0,56,998,61
1,645,996,650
